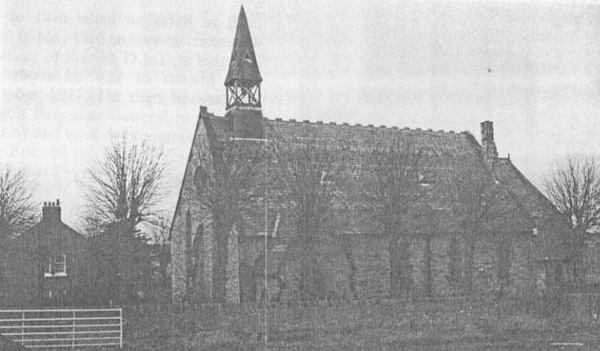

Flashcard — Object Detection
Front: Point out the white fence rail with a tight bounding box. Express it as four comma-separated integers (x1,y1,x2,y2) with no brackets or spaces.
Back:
0,308,122,349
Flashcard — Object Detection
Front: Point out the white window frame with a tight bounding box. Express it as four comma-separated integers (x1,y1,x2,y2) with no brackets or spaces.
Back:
44,256,53,277
54,254,67,277
44,254,67,277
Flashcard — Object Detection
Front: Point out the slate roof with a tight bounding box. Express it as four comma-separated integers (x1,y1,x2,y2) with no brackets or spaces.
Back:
224,7,262,85
199,112,572,262
9,222,86,253
492,158,573,260
492,158,561,223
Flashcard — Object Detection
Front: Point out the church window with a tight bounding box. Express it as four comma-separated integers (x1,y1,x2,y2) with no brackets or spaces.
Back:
190,224,205,290
554,262,563,285
185,210,192,251
497,239,511,284
448,237,461,284
194,167,207,193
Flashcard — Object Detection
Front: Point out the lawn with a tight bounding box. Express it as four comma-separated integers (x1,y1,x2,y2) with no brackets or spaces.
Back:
122,297,600,351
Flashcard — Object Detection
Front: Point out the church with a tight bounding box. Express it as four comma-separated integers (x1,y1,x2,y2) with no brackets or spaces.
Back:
169,7,575,304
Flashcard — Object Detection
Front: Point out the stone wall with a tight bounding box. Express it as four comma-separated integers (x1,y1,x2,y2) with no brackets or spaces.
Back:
171,111,540,303
170,109,214,304
351,235,390,298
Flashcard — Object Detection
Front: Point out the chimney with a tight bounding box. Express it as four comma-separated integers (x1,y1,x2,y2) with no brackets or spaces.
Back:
42,199,61,223
480,121,498,161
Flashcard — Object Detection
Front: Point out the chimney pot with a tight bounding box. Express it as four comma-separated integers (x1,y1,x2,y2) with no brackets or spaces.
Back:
42,200,61,222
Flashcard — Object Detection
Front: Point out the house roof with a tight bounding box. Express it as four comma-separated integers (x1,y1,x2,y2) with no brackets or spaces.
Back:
224,6,262,85
6,220,86,254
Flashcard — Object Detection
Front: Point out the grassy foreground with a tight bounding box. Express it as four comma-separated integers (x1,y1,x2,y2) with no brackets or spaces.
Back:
122,297,600,350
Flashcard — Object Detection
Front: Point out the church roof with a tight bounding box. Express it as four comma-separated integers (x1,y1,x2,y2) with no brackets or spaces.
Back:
224,6,263,85
199,112,572,261
492,158,573,260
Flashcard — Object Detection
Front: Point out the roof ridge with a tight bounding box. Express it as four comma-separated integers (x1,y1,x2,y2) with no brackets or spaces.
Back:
263,116,467,135
500,159,560,216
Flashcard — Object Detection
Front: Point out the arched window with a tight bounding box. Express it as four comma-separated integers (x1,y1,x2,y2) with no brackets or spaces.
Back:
497,239,511,285
185,210,192,251
194,166,207,193
191,224,205,294
448,237,462,285
185,210,192,291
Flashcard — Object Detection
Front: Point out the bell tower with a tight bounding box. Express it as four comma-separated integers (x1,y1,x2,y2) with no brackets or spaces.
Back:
224,6,264,139
225,5,262,110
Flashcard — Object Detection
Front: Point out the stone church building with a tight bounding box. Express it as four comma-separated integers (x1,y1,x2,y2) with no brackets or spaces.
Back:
170,7,574,304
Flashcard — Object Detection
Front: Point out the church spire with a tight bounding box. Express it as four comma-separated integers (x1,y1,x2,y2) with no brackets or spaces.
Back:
225,6,262,110
224,6,265,139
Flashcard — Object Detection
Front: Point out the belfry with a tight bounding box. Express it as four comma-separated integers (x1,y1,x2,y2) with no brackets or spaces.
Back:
224,6,264,139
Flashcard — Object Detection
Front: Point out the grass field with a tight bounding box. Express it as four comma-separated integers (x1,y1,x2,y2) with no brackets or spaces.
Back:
122,296,600,350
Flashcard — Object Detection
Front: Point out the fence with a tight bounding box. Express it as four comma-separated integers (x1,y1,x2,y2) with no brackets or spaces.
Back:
0,308,122,349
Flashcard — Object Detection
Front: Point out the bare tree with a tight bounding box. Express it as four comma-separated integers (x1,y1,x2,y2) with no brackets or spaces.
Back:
450,157,502,294
365,138,422,298
273,135,354,300
81,136,167,304
413,204,440,298
544,155,600,233
0,167,37,242
194,139,268,302
82,135,167,230
544,155,600,286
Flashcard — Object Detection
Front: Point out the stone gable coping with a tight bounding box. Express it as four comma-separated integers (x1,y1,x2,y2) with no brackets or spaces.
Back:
202,108,471,141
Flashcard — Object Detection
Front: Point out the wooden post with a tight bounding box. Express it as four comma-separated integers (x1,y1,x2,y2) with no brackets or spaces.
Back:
72,310,76,349
21,312,25,344
119,309,123,349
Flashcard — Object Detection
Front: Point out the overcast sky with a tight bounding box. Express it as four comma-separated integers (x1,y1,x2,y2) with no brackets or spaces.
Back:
2,0,599,228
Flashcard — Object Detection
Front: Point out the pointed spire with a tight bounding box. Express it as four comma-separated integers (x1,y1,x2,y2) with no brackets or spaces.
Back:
225,6,262,85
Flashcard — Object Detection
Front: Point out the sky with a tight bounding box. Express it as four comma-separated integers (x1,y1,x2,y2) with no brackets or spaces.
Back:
1,0,600,229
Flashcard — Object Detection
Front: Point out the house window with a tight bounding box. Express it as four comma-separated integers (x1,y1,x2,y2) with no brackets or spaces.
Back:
55,254,66,276
44,254,67,277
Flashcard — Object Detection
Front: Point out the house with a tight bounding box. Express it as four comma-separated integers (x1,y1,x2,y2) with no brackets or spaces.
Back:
0,201,93,307
169,7,575,304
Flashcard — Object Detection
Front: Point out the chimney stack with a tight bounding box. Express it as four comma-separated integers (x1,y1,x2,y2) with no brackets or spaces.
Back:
42,199,61,223
480,121,498,161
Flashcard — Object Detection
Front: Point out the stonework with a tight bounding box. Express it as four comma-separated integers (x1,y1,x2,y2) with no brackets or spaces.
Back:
170,108,215,303
226,225,240,303
169,8,574,305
